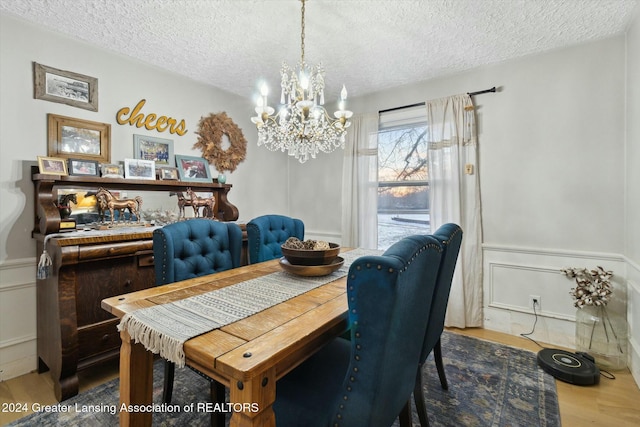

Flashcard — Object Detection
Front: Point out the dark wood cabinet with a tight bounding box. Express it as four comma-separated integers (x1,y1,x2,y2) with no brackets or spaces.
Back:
32,169,243,401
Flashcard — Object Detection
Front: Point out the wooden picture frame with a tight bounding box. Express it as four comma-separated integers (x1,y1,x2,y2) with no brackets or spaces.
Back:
100,163,123,178
133,134,174,166
124,158,156,180
67,158,99,176
47,114,111,163
37,156,68,176
175,154,212,183
33,62,98,111
157,166,179,180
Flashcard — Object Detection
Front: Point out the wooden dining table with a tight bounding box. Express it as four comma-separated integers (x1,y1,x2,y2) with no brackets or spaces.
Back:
101,254,352,427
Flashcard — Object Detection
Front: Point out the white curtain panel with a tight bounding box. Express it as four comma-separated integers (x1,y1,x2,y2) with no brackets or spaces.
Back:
426,94,483,328
341,113,379,249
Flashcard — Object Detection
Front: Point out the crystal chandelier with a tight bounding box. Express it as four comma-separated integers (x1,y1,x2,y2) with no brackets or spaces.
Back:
251,0,352,163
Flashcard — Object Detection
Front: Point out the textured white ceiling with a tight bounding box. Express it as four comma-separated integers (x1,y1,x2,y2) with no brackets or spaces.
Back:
1,0,638,101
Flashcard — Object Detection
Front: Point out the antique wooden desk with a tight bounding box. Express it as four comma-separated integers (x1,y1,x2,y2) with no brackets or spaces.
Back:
102,255,351,427
32,167,243,401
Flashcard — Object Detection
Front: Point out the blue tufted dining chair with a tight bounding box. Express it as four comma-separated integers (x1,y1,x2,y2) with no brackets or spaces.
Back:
411,223,463,427
153,218,242,426
273,234,443,427
246,214,304,264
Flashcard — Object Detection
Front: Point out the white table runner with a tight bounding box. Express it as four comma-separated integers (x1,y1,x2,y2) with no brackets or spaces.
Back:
118,248,379,367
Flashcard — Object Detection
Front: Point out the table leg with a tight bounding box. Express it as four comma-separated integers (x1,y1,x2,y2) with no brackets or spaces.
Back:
119,329,153,427
228,367,276,427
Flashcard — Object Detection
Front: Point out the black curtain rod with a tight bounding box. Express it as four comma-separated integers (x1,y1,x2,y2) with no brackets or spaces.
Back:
379,86,496,114
467,86,496,96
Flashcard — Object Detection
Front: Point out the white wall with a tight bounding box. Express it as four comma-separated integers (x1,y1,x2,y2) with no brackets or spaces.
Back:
336,35,635,374
0,13,289,379
625,8,640,386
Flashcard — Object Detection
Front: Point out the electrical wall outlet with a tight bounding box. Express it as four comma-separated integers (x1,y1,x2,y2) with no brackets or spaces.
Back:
465,163,474,175
529,295,541,310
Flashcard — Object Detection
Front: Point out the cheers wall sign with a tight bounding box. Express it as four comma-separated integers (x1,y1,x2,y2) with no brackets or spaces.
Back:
116,99,187,135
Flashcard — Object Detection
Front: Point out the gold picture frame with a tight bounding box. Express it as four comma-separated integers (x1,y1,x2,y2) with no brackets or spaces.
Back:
47,113,111,163
33,62,98,111
37,156,68,176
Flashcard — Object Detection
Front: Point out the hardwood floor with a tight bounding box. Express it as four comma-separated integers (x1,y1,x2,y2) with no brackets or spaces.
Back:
1,328,638,426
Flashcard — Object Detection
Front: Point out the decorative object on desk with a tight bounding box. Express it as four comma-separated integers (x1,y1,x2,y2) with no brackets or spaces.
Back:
57,193,76,219
4,332,560,427
67,158,99,176
281,237,340,266
279,256,344,277
175,154,212,183
142,208,179,226
185,187,215,218
95,187,143,224
217,173,226,184
250,0,352,164
170,191,191,219
193,112,247,174
133,134,174,165
47,113,110,163
561,266,628,370
124,158,155,180
37,155,68,176
33,62,98,112
57,193,77,232
157,166,180,180
100,163,123,178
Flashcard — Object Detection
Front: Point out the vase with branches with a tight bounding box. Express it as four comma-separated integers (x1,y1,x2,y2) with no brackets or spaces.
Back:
561,266,627,370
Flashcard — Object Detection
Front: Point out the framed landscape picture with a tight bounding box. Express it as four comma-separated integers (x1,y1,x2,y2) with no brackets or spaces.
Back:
37,156,68,176
47,114,111,163
133,134,174,165
175,155,212,183
124,158,155,180
67,158,99,176
33,62,98,111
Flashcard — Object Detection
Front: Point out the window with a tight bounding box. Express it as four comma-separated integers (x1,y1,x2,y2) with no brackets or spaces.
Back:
377,107,430,250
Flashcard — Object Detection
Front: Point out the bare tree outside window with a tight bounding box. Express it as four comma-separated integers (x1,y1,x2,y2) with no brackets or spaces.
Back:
377,121,430,250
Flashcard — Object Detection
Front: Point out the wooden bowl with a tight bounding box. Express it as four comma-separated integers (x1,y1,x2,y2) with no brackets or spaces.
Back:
280,242,341,266
279,257,344,276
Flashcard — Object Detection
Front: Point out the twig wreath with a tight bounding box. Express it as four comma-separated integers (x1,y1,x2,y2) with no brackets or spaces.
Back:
193,112,247,173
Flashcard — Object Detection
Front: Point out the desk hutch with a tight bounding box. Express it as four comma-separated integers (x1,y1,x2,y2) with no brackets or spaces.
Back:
32,167,242,400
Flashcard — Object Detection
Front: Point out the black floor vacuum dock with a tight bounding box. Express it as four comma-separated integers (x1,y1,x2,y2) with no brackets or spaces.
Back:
537,348,600,385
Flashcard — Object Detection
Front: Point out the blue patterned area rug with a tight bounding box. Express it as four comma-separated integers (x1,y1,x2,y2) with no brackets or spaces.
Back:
7,332,560,426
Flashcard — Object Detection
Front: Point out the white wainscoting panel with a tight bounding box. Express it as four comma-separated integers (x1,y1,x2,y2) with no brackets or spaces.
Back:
483,244,626,350
0,258,37,380
626,256,640,387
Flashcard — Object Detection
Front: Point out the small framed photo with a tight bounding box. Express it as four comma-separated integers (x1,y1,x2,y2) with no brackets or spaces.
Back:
67,158,99,176
33,62,98,112
175,154,212,183
133,134,174,166
124,158,156,180
37,156,68,176
157,166,179,180
100,163,123,178
47,113,111,163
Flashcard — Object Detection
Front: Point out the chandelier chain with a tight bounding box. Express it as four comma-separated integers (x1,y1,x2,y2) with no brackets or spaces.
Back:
300,0,306,65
